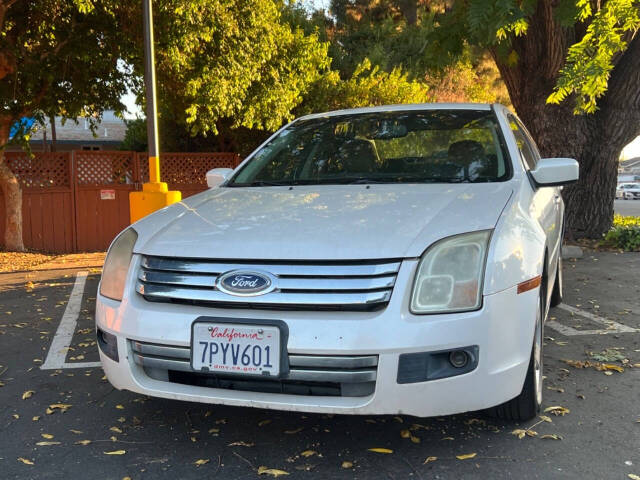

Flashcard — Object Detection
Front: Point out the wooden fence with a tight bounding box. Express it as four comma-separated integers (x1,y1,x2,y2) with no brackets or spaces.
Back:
0,150,241,253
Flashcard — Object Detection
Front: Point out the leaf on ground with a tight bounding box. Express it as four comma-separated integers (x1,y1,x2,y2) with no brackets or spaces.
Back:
115,404,124,410
17,458,34,465
32,416,40,421
544,406,570,416
546,386,565,393
400,429,411,438
36,441,61,446
48,403,72,412
424,456,437,464
511,429,538,439
628,474,640,480
75,440,91,445
456,453,477,460
539,415,553,423
69,429,82,434
410,435,421,444
341,461,353,468
540,434,562,440
258,419,271,427
228,441,254,447
22,390,35,400
194,459,209,466
257,466,290,477
284,427,303,434
300,450,317,457
103,450,126,455
109,427,123,433
41,434,54,439
368,448,393,454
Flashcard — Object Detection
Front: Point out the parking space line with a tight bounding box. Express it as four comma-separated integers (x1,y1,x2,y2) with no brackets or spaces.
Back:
546,303,638,336
41,271,89,370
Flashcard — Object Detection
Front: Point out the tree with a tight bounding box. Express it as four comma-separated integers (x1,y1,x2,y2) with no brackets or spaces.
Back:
429,0,640,238
0,0,135,251
126,0,330,141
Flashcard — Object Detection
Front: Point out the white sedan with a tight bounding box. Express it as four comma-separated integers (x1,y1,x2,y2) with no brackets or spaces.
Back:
96,104,578,421
616,183,640,200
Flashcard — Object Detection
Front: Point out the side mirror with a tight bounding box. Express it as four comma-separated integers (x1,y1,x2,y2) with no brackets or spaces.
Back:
530,158,579,186
206,168,233,188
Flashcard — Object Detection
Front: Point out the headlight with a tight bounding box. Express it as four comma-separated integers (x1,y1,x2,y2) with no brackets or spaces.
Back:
410,230,491,314
100,228,137,301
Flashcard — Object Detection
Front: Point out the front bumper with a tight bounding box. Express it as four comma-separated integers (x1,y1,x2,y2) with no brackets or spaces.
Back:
96,256,538,417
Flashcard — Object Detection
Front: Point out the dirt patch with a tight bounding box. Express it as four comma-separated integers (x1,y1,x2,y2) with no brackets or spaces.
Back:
0,251,105,273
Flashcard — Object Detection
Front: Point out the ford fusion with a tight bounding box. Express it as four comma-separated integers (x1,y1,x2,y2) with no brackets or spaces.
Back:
96,104,578,421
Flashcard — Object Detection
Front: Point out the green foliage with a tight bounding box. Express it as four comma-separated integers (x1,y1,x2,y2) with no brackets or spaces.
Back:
121,118,148,152
601,214,640,251
547,0,640,113
143,0,330,136
297,59,430,115
0,0,136,144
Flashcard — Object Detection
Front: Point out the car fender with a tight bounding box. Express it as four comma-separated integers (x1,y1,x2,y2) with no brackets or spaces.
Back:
483,184,547,296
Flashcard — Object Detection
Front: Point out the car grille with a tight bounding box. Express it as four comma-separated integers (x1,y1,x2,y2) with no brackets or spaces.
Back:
136,255,400,311
131,340,377,397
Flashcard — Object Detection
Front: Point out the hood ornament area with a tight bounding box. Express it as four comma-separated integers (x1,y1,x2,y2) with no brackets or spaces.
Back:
216,270,277,297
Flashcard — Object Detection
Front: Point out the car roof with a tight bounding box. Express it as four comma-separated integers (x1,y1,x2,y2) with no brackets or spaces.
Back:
297,103,501,121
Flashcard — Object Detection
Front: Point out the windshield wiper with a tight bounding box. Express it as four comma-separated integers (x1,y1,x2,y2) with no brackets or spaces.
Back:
228,180,291,187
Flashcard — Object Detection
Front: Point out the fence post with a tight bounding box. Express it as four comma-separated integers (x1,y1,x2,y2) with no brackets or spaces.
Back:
70,150,78,252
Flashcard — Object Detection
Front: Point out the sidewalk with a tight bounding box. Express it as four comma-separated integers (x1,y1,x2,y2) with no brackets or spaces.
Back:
0,251,105,274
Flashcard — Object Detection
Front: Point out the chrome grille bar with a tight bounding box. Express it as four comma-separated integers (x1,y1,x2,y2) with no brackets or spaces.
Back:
130,341,378,384
137,255,399,310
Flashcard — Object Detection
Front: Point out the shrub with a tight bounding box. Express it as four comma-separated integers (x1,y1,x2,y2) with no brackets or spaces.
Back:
601,214,640,251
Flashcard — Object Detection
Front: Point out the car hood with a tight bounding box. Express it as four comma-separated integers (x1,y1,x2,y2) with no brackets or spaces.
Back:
133,183,513,260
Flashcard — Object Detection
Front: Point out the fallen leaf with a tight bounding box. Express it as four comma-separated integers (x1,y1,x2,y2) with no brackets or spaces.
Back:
410,435,421,444
456,453,477,460
12,414,19,419
368,448,393,454
424,456,437,464
544,406,570,416
32,416,40,421
70,429,83,434
540,434,562,440
208,428,220,434
228,441,254,447
75,440,92,445
22,390,35,400
258,419,271,427
115,404,124,410
539,415,553,423
341,461,353,468
628,474,640,480
103,450,126,455
17,457,34,465
194,459,209,466
400,429,411,439
511,429,527,439
109,427,123,433
36,441,61,446
546,386,565,393
300,450,317,457
48,403,72,412
257,466,290,477
284,427,303,434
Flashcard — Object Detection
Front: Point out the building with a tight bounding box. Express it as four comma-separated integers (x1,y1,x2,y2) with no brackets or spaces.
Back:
618,157,640,183
10,111,128,152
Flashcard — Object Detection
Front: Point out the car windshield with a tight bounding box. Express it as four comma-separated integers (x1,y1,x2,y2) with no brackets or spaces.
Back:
228,110,510,186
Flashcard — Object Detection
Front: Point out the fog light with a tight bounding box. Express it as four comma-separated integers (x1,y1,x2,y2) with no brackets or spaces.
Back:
97,328,119,362
449,350,469,368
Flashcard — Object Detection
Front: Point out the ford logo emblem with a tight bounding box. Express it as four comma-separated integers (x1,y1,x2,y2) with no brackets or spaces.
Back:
217,270,276,296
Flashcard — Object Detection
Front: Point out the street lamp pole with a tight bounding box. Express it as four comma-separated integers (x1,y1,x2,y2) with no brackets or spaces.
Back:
142,0,160,183
129,0,181,223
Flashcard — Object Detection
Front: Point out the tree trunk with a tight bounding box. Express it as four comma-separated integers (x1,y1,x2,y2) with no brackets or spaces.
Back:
492,2,640,239
50,114,57,152
0,119,25,251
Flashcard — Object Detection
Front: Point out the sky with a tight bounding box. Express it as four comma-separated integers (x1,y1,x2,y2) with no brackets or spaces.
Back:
621,136,640,161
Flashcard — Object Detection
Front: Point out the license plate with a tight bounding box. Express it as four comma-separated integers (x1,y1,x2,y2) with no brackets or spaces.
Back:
191,322,281,377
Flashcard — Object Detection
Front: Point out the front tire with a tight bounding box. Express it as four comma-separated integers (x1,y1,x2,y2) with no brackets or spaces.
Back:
486,292,543,421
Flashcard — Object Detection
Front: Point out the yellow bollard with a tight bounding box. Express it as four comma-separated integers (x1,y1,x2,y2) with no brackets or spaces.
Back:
129,156,181,223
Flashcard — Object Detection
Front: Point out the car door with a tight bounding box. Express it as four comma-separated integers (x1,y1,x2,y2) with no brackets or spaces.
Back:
507,115,562,276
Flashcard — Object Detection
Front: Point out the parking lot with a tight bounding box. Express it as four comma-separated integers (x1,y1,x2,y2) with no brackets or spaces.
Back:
615,199,640,217
1,251,639,479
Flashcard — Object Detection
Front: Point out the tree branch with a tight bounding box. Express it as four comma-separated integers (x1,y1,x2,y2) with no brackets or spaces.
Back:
598,34,640,148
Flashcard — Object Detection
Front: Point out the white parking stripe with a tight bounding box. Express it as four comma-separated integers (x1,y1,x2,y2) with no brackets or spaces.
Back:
41,271,89,370
546,303,638,336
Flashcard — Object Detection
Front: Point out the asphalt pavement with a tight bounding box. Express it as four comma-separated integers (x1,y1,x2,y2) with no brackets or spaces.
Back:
614,199,640,216
0,252,639,479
